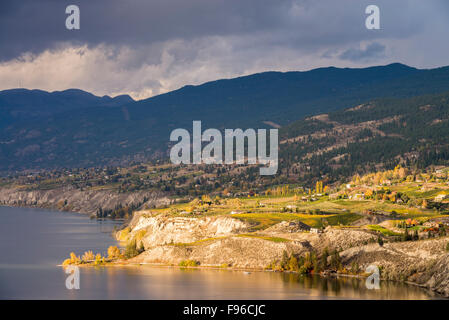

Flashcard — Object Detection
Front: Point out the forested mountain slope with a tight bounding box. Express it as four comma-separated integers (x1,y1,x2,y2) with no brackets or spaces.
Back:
279,91,449,183
2,63,449,172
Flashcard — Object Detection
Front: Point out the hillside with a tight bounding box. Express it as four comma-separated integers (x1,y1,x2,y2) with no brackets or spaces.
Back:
60,165,449,297
279,91,449,184
3,63,449,172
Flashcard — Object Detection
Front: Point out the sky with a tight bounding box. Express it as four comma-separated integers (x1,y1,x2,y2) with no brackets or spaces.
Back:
0,0,448,100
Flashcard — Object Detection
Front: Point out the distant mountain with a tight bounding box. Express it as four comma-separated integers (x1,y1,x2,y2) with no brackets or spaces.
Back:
0,88,134,128
2,63,449,172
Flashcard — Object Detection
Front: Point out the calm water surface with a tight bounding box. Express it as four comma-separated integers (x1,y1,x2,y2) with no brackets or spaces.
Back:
0,206,440,299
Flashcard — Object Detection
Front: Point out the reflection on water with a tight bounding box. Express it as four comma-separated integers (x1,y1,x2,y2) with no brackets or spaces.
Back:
278,272,437,300
0,206,440,299
69,266,438,300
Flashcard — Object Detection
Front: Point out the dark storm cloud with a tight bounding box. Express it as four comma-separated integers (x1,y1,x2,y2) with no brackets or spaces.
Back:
1,0,448,99
0,0,442,61
0,0,291,61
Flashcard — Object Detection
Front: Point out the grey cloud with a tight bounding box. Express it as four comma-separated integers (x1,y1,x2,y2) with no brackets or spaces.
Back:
0,0,444,61
0,0,448,98
339,42,386,62
0,0,291,61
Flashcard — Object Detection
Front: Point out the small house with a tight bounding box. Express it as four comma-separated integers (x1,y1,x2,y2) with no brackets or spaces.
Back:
434,194,448,202
352,193,365,200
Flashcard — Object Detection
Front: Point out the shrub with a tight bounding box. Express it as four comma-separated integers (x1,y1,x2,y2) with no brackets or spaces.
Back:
377,236,384,246
298,265,308,274
179,260,200,267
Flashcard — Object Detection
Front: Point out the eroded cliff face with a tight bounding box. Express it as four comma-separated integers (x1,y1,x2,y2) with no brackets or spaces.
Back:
122,212,308,268
338,237,449,296
118,212,378,269
120,212,250,247
130,237,308,269
422,254,449,297
0,187,170,215
118,212,449,296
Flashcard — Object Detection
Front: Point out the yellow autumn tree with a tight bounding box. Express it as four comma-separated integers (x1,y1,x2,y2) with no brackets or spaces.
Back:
107,246,121,259
94,253,103,265
388,194,396,202
70,252,80,264
82,250,95,262
373,172,382,185
422,199,429,209
63,252,81,265
316,181,322,194
201,195,212,204
398,167,408,179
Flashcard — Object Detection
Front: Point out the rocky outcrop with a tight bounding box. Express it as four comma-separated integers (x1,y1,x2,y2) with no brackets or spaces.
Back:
122,213,307,268
130,237,308,269
421,254,449,297
259,226,378,252
0,187,170,215
120,213,449,296
120,214,378,268
338,237,449,296
122,212,250,247
262,220,311,233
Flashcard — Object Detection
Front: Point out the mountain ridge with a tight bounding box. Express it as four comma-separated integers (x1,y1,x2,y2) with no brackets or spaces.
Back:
2,63,449,172
0,88,134,128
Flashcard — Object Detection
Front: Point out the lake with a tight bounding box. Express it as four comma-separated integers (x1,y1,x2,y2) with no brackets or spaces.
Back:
0,206,440,299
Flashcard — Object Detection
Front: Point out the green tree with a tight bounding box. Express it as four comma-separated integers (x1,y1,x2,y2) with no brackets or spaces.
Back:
137,241,145,254
413,230,419,241
107,246,121,259
124,239,139,259
377,236,384,246
319,248,329,271
350,261,359,274
280,250,289,270
403,228,411,241
330,250,341,271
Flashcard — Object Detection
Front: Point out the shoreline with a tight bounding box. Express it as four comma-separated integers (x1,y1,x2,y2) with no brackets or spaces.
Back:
57,260,443,298
0,186,169,216
3,204,444,298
